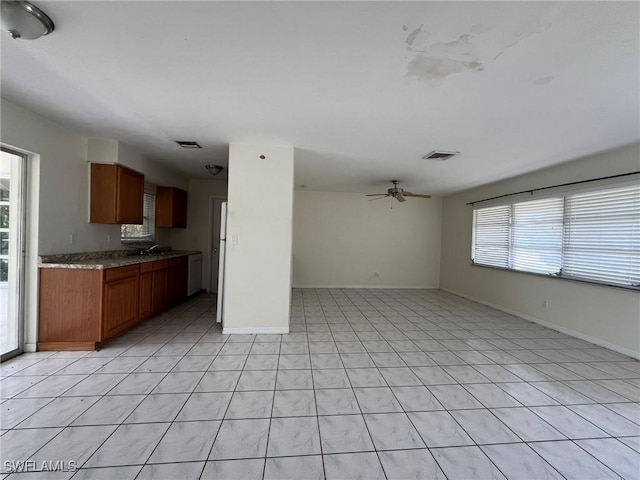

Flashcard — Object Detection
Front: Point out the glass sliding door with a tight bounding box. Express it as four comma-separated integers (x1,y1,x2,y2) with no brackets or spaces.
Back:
0,148,26,360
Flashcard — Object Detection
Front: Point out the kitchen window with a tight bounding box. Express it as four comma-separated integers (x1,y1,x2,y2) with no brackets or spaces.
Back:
121,185,155,243
472,180,640,289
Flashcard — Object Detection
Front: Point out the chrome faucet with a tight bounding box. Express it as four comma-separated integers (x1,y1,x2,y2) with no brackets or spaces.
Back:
147,244,160,253
140,244,160,255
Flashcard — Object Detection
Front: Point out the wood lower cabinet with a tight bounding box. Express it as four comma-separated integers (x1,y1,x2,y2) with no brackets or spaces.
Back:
103,272,139,339
167,256,188,306
38,255,191,350
38,269,104,350
151,259,169,314
139,263,153,320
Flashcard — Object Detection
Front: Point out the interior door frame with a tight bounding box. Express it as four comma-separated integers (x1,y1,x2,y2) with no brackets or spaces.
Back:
206,195,227,294
0,146,27,362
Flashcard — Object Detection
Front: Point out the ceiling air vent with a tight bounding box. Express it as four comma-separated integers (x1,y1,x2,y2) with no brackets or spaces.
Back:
422,150,459,161
176,141,201,149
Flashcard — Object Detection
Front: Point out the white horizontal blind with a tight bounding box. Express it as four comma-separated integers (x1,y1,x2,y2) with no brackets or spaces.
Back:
563,184,640,286
121,192,156,241
473,205,510,268
141,193,155,238
511,197,563,274
472,180,640,288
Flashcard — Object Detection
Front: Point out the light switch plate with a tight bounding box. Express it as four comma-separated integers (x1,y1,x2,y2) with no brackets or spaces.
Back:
230,234,238,245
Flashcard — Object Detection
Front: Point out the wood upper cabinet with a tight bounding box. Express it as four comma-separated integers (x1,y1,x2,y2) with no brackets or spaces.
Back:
90,163,144,224
156,187,188,228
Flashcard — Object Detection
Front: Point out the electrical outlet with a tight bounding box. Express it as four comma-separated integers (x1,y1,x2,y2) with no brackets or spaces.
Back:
543,300,549,309
107,234,111,243
69,233,76,245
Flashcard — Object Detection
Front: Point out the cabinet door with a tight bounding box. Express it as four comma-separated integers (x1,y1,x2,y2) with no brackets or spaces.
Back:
152,269,168,314
139,272,153,320
166,256,188,305
155,187,188,228
116,166,144,224
103,275,139,339
90,163,117,223
178,261,189,300
155,187,173,228
173,188,188,228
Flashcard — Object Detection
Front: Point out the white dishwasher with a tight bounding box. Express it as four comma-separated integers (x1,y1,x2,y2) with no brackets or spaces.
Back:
187,253,202,296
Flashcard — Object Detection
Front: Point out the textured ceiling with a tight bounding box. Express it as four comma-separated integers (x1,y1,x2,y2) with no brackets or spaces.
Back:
2,1,638,194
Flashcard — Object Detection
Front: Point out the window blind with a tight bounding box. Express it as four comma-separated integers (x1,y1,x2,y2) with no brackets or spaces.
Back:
511,197,563,274
472,180,640,288
140,193,155,238
473,205,510,268
563,184,640,286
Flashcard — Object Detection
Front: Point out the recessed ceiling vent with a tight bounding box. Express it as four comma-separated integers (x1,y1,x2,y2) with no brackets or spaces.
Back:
176,141,201,149
422,150,459,161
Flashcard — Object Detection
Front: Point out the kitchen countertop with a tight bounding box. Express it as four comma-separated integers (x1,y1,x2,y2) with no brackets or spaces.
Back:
39,250,201,270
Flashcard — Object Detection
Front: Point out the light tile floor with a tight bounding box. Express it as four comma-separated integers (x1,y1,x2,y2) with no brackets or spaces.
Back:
1,289,639,479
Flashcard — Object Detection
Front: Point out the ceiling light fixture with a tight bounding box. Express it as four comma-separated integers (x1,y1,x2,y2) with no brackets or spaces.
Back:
1,1,55,40
176,141,201,149
205,164,224,176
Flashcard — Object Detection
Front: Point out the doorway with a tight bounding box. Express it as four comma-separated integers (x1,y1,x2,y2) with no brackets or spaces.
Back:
0,148,26,360
208,197,227,294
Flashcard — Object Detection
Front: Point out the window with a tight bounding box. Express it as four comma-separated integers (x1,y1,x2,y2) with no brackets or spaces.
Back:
121,191,155,242
0,177,9,282
472,181,640,288
511,197,564,275
563,185,639,286
472,205,510,268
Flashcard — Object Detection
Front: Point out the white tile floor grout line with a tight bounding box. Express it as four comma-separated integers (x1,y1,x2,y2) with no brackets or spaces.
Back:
0,289,638,480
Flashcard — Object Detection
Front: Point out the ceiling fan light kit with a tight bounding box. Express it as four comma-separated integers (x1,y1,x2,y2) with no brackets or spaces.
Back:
366,180,432,203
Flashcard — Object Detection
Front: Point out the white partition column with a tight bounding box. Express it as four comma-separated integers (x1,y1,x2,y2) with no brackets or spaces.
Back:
222,143,294,334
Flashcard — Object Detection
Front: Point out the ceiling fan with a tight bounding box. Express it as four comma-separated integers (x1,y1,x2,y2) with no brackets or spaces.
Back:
366,180,432,203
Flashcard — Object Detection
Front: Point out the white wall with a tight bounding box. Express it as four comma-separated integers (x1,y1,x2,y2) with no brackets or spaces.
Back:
223,143,294,333
170,178,228,290
88,138,189,248
2,100,119,255
293,190,442,288
440,143,640,357
0,99,188,350
116,141,188,191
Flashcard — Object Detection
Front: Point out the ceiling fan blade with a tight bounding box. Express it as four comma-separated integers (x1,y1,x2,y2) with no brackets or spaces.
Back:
368,196,387,201
395,194,406,202
366,193,387,197
403,192,432,198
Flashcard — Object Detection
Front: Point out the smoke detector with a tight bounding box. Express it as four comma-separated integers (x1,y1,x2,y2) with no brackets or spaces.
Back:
422,150,459,161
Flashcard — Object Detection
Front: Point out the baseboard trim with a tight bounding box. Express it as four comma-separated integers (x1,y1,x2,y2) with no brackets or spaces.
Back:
24,343,37,353
293,284,440,289
441,287,640,360
223,327,290,335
